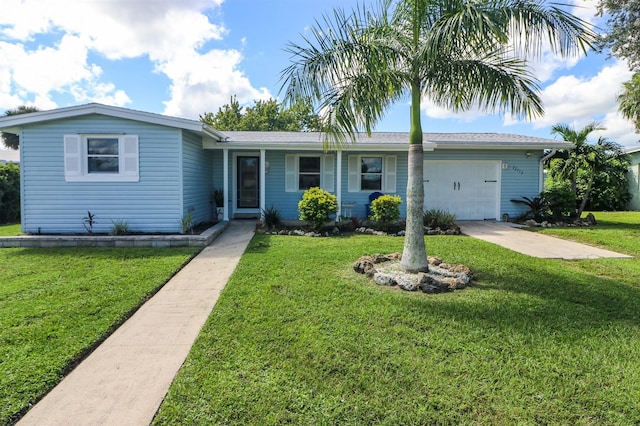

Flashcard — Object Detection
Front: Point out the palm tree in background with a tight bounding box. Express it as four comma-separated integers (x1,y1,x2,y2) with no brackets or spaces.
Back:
618,72,640,133
2,106,40,150
549,122,627,217
281,0,595,271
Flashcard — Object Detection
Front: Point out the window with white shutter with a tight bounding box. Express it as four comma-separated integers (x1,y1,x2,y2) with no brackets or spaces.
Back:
347,154,396,192
64,134,139,182
284,154,335,192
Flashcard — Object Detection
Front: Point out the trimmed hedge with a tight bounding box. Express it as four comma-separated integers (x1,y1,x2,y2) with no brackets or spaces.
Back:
0,163,20,223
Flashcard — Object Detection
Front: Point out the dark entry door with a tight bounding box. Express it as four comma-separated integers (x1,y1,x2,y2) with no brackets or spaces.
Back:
237,156,260,208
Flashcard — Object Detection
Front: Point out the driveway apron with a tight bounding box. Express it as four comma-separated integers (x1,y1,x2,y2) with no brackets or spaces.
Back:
18,221,255,426
458,221,631,259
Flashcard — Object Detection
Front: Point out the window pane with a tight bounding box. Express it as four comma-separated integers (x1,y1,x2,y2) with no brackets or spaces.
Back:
299,174,321,190
88,157,119,173
88,138,119,155
299,156,321,173
361,174,382,190
361,157,382,173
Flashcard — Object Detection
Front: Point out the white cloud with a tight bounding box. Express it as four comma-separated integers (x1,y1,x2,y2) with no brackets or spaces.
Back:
160,49,271,118
527,60,632,127
0,0,267,118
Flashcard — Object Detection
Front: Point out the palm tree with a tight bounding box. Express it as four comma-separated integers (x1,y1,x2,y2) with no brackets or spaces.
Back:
550,122,604,197
2,106,39,149
618,71,640,133
281,0,595,272
575,137,626,217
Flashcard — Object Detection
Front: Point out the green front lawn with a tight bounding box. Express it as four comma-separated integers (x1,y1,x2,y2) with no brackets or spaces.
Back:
537,211,640,257
153,232,640,424
0,246,201,424
0,223,21,236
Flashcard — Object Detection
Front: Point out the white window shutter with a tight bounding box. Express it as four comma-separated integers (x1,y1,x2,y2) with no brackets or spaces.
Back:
348,155,359,192
122,135,139,181
384,155,397,193
285,154,297,192
321,154,334,192
63,135,82,181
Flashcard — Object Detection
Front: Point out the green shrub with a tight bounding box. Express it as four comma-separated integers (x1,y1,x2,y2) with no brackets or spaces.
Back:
542,183,576,220
110,220,130,235
423,209,457,229
298,187,338,230
262,205,282,229
0,163,20,223
370,194,402,230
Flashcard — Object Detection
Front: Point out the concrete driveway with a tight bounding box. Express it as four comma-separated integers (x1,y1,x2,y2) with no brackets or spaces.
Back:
458,221,632,259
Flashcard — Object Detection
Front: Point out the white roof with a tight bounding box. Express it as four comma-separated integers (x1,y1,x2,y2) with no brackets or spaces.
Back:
0,103,226,142
0,103,570,151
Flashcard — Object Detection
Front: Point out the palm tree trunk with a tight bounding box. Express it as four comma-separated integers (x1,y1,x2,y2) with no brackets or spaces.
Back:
576,170,595,218
401,84,429,272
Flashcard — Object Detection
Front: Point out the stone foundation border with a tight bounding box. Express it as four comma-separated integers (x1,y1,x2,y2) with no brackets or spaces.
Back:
0,221,230,249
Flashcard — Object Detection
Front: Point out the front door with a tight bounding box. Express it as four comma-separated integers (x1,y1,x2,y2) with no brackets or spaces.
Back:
237,156,260,209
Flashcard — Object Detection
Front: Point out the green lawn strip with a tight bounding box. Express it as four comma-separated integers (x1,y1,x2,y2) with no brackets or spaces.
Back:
0,246,200,424
153,235,640,425
536,211,640,258
0,223,21,236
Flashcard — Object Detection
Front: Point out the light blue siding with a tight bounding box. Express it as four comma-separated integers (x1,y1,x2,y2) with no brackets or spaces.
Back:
21,115,184,234
182,130,214,225
216,148,543,221
628,152,640,210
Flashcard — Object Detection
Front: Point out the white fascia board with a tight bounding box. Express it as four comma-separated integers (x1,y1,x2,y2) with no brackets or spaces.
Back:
435,142,573,150
202,141,437,152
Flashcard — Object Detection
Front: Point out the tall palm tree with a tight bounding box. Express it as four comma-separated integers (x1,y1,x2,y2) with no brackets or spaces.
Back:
550,121,604,197
618,71,640,133
281,0,595,272
2,106,39,150
575,137,626,217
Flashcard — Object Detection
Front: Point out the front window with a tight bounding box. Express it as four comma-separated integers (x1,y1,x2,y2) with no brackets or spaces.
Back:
87,137,119,173
361,157,382,190
299,156,321,190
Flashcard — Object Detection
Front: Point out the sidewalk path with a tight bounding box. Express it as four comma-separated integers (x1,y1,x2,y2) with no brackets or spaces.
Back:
458,221,631,259
18,221,255,426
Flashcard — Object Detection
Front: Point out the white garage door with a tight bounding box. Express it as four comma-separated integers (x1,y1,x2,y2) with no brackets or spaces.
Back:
423,160,500,220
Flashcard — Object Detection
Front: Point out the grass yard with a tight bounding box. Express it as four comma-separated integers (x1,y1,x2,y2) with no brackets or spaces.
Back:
0,246,201,425
0,223,21,236
537,211,640,257
153,230,640,424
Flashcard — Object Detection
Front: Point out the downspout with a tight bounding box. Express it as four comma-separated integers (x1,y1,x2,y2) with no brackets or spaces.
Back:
539,149,556,192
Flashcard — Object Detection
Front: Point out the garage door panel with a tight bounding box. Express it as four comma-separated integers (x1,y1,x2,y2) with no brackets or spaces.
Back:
423,160,499,220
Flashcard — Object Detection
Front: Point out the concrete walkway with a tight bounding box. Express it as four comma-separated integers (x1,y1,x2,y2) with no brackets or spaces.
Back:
18,221,256,426
458,221,631,259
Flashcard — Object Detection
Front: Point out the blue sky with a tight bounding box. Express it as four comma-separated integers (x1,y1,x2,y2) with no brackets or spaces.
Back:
1,0,638,148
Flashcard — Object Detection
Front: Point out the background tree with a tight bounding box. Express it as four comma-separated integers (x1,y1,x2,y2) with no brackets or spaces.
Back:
618,72,640,132
597,0,640,70
547,122,630,216
200,96,322,131
281,0,594,272
1,106,39,149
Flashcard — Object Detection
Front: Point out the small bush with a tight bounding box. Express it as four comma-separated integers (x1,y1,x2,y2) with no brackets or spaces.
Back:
0,163,20,223
110,220,130,236
262,205,282,229
180,209,194,234
423,209,457,229
543,184,576,220
298,187,338,230
370,194,402,230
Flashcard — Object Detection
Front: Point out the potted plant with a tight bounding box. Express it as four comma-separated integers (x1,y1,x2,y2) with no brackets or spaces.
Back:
213,189,224,218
